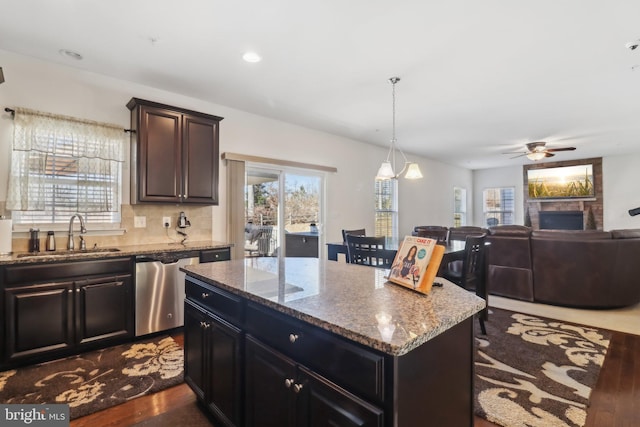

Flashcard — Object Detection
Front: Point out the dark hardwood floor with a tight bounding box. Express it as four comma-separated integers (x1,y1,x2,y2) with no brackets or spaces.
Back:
70,330,640,427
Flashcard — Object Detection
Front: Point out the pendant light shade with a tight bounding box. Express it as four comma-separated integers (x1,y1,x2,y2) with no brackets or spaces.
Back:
375,77,423,180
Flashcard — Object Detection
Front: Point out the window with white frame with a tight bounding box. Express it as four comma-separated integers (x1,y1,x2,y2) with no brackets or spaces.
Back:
6,108,125,228
453,187,467,227
375,179,398,238
483,187,515,227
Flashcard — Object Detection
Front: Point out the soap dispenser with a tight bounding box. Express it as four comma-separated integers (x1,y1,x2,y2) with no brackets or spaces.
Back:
29,228,40,253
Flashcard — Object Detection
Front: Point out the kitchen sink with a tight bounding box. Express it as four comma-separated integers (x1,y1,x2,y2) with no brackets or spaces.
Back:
16,248,121,258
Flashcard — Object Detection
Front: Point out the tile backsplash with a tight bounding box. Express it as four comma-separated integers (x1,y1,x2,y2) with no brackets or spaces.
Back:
2,202,214,252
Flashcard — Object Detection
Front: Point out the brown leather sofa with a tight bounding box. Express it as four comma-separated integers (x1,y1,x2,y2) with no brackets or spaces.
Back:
486,226,640,308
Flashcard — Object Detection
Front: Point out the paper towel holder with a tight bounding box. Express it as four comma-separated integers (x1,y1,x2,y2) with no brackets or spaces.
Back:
0,215,12,256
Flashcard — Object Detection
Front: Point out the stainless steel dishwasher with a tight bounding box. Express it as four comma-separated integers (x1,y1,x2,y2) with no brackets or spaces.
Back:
135,252,199,336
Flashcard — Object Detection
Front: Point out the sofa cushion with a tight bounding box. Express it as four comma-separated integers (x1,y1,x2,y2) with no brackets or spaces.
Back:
488,225,532,237
610,229,640,239
531,230,612,240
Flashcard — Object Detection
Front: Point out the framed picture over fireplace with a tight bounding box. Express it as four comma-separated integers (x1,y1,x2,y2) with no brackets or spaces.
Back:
527,164,594,199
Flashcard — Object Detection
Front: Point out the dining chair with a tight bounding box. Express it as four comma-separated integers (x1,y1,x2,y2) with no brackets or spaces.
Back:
345,235,394,268
413,225,448,243
341,228,366,244
440,234,488,334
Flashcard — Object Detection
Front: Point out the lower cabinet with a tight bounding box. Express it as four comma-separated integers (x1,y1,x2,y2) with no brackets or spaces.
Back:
184,275,385,427
1,257,134,368
184,299,242,427
245,336,383,427
183,275,475,427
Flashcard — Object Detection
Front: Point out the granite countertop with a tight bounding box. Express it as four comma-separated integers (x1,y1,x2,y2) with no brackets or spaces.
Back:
0,240,231,265
183,257,485,357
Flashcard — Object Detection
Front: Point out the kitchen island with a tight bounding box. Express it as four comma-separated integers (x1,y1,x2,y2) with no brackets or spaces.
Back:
182,257,485,427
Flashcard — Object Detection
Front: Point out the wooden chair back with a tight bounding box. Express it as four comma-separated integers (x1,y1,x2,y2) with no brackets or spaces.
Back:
413,226,448,243
345,235,394,268
342,228,366,244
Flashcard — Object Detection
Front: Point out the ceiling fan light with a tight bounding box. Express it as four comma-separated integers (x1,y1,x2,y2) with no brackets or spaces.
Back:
404,162,423,179
376,161,395,180
526,151,546,161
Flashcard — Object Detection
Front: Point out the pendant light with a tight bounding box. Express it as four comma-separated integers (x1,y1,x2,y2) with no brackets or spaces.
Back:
375,77,423,180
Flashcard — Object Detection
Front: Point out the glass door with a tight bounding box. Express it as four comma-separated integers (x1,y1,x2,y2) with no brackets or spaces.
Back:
245,166,323,259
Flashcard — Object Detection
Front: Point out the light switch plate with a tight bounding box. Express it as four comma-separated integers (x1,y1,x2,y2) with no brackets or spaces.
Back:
134,216,146,228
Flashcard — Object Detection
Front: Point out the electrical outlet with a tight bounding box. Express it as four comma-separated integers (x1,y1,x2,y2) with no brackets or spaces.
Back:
134,216,146,228
162,217,171,228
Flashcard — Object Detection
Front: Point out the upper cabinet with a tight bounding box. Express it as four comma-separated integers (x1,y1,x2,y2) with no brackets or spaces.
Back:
127,98,224,205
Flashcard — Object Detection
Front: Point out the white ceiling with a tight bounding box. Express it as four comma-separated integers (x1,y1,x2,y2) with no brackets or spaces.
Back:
1,0,640,169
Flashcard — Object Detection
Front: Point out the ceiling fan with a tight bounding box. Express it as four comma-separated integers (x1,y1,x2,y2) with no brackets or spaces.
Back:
503,141,576,161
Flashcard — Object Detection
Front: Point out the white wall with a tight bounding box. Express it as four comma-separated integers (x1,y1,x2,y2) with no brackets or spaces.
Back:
603,154,640,230
0,50,469,244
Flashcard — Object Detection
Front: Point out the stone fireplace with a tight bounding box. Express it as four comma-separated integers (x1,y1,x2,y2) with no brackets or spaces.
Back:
523,157,603,230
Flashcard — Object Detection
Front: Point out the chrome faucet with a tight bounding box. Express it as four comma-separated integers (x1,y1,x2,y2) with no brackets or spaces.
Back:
68,213,87,251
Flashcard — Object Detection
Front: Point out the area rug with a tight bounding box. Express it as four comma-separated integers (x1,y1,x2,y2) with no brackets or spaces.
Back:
474,308,611,427
0,336,184,420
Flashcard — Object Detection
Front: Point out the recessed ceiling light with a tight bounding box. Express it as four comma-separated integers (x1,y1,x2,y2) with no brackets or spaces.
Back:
242,52,262,63
59,49,83,60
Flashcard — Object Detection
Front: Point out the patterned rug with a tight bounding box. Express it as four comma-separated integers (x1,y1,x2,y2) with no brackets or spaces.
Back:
474,308,611,427
0,336,184,420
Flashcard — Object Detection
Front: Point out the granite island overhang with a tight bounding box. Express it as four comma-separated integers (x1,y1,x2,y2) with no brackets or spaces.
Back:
181,257,485,426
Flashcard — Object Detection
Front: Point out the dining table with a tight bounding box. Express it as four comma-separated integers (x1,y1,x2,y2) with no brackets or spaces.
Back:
326,238,466,269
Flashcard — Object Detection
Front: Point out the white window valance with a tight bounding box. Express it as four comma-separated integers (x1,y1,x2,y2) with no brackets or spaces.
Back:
6,107,126,214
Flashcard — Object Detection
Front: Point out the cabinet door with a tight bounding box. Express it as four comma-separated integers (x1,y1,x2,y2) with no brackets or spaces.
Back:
207,306,243,426
298,366,384,427
138,105,182,203
184,300,208,401
245,336,297,427
75,275,133,345
3,282,74,363
185,299,243,427
182,114,219,204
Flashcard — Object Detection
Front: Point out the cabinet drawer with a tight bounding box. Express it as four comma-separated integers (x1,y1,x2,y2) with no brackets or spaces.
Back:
246,302,385,403
4,257,133,285
199,248,231,263
185,276,242,325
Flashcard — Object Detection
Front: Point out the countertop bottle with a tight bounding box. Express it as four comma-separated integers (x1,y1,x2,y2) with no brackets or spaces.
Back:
29,228,40,253
46,231,56,251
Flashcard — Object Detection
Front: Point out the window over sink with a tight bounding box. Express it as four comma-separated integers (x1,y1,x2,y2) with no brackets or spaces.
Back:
6,108,125,229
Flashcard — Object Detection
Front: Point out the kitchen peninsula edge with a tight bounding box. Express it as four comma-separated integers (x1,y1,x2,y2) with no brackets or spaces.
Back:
182,257,485,426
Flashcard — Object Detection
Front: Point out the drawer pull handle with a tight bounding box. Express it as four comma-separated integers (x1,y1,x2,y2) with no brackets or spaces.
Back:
201,292,209,299
284,378,294,388
293,383,304,393
289,334,299,343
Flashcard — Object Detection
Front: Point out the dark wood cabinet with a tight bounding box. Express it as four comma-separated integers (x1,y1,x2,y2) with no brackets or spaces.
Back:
184,299,243,427
1,257,134,368
244,336,383,427
245,336,296,427
127,98,223,205
184,275,385,427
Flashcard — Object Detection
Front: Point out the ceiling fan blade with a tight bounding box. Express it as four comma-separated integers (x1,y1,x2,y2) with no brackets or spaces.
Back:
545,147,576,152
509,153,527,159
544,152,555,157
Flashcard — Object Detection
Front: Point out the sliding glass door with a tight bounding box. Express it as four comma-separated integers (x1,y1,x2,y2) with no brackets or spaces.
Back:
245,166,323,259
